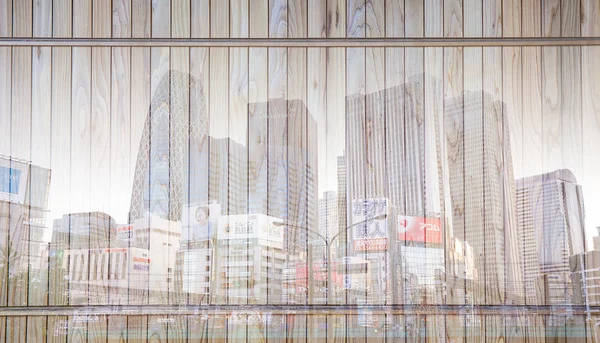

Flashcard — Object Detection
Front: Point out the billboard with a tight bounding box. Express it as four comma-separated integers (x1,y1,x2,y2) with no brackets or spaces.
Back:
217,214,284,249
117,225,134,241
397,215,442,244
0,158,28,204
351,198,388,251
181,203,221,242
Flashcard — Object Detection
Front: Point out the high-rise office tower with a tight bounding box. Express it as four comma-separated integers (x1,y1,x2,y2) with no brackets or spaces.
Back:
345,75,445,304
517,169,586,305
129,71,208,222
319,191,338,241
445,90,523,305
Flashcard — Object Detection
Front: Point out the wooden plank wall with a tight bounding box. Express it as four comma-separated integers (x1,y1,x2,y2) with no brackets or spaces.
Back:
0,0,598,342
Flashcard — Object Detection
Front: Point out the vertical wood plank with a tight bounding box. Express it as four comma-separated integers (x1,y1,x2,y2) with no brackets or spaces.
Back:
211,0,230,38
542,0,562,173
503,0,521,37
13,0,32,37
30,35,52,303
327,0,346,37
107,316,127,342
309,0,326,37
231,0,249,38
464,0,482,37
73,0,92,38
582,1,600,304
0,0,11,37
70,43,92,303
132,0,150,38
9,1,33,323
582,0,600,37
151,0,170,38
247,44,267,305
34,0,52,37
561,1,582,188
0,46,9,158
347,0,365,38
228,44,248,301
109,45,130,303
289,0,307,38
48,47,71,308
93,0,111,38
522,0,543,177
250,0,269,38
113,0,131,38
192,0,210,39
484,0,502,37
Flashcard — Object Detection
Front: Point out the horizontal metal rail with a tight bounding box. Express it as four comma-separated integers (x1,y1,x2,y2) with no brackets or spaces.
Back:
1,37,600,47
0,304,597,316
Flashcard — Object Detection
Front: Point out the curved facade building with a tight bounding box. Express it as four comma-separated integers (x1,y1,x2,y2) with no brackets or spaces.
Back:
129,70,209,222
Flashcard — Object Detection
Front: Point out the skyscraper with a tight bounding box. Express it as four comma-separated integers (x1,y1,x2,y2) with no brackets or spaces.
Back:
129,71,208,223
319,191,338,241
444,90,523,305
517,169,587,305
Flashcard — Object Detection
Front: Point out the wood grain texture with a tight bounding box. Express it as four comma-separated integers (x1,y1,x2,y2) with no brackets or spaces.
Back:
404,0,423,38
327,0,346,37
365,0,384,38
34,0,52,37
444,0,463,37
269,0,287,38
289,0,307,38
0,46,9,158
309,0,327,37
503,0,521,37
113,0,131,38
464,0,482,37
30,45,52,310
152,0,170,38
484,0,502,37
110,46,131,260
8,46,32,309
211,0,229,38
0,0,11,37
172,0,191,38
48,47,71,308
93,0,111,38
127,316,148,343
347,0,365,38
132,0,150,38
228,46,249,307
192,0,210,38
561,1,582,183
73,0,92,37
90,51,112,309
250,0,269,38
582,0,600,37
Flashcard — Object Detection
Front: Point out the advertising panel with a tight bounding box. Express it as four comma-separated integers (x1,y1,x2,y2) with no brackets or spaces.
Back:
218,214,283,249
351,198,388,251
181,203,221,242
0,158,28,204
397,215,442,244
117,225,134,241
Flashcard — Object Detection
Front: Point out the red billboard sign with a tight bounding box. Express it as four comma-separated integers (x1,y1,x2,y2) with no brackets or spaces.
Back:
397,216,442,244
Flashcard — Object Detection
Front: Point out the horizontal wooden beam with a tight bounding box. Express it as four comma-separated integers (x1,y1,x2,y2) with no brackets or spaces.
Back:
0,304,596,316
1,38,600,47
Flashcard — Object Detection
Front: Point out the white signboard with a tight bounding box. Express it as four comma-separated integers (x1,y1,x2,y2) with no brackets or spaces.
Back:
117,225,134,241
351,198,388,251
218,214,284,249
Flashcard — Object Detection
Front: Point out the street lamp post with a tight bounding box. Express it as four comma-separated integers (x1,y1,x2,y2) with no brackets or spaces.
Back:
273,213,387,305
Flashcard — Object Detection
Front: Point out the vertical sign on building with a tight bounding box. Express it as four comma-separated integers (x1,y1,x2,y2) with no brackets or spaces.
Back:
351,198,388,251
